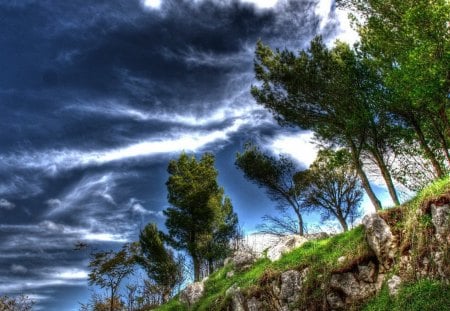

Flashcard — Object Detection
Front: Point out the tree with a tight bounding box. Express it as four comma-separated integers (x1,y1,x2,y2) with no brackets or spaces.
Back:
200,195,239,274
235,143,308,235
88,245,134,311
0,295,34,311
298,149,363,232
135,223,183,303
164,152,237,281
338,0,450,177
252,38,403,209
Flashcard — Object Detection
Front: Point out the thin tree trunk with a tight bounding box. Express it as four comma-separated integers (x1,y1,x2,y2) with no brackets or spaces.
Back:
294,209,304,236
110,287,114,311
208,258,214,276
411,118,444,178
337,216,348,232
193,255,201,282
350,143,382,211
371,148,400,205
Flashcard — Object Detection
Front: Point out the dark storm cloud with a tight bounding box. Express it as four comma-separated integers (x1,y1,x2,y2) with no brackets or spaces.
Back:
0,0,342,309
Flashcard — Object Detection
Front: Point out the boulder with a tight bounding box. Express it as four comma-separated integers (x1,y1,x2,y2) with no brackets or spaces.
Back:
357,261,376,283
329,272,377,302
267,235,308,261
362,214,396,270
279,268,308,305
180,280,205,306
232,250,257,271
247,297,263,311
226,284,246,311
431,203,449,244
387,275,402,296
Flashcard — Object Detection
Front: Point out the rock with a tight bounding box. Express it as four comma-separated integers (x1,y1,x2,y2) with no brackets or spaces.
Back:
305,232,329,240
357,261,376,283
232,250,257,271
247,297,263,311
387,275,402,296
327,291,345,310
180,280,205,306
226,270,235,278
330,272,376,302
362,214,396,270
267,235,308,261
431,203,449,244
280,268,308,305
226,284,246,311
337,256,346,265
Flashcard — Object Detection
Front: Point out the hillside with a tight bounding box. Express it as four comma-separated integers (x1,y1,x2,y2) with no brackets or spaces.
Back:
155,177,450,311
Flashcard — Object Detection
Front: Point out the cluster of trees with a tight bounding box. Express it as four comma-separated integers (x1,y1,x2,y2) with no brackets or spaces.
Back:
236,144,363,234
0,295,34,311
240,0,448,233
83,153,238,311
80,0,448,308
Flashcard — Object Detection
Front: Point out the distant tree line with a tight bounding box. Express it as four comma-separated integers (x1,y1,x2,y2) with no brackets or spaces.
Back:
82,152,239,311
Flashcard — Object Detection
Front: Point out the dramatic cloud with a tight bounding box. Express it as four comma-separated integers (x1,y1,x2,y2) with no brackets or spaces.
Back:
0,0,359,309
0,198,15,210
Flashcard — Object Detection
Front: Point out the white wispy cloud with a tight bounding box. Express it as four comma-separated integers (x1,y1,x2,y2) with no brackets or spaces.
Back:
1,119,248,175
268,132,318,167
10,264,28,274
0,198,15,210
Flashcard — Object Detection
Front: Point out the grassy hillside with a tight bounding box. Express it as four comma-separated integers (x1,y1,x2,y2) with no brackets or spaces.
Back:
155,177,450,311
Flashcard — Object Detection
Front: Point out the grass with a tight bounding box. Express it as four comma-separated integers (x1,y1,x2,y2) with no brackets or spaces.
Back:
154,177,450,311
363,279,450,311
155,225,373,310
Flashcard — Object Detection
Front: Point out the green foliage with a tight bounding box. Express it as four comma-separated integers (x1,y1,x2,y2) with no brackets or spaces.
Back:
363,279,450,311
88,245,135,311
235,143,306,235
298,149,363,231
136,223,183,302
164,152,238,281
0,295,34,311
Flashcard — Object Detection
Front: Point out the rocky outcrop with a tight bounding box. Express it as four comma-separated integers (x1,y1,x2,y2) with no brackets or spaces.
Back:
179,278,207,306
179,193,450,310
267,235,309,262
362,213,396,270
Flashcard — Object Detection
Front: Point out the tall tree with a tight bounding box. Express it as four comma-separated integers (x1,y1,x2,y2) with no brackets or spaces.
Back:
200,195,238,275
164,152,237,281
338,0,450,177
298,149,363,232
235,143,307,235
135,223,183,303
88,245,134,311
252,38,403,209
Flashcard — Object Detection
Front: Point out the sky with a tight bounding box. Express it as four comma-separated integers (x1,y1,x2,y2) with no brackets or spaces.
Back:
0,0,367,309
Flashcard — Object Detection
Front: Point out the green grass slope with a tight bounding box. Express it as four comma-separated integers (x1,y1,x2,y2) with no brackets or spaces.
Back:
155,177,450,311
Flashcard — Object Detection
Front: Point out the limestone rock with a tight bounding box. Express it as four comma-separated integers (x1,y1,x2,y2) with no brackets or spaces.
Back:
431,203,449,244
280,268,308,305
247,297,263,311
267,235,308,262
226,270,235,278
180,280,205,306
329,272,376,302
357,261,376,283
337,256,346,265
362,214,396,269
327,291,345,310
232,250,257,271
387,275,402,296
226,284,246,311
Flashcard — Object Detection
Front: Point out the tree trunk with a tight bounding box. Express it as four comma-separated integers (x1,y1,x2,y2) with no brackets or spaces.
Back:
349,143,382,211
208,258,214,276
411,118,444,178
337,216,348,232
193,255,201,282
294,209,304,236
371,148,400,205
110,287,114,311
